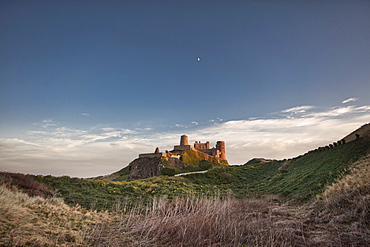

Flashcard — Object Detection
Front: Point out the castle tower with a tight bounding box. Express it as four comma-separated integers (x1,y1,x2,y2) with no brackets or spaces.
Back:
180,135,189,146
216,141,226,160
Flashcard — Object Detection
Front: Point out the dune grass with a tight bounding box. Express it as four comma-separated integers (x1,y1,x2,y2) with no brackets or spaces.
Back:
2,156,370,246
121,196,305,246
0,184,111,246
306,154,370,246
1,137,369,246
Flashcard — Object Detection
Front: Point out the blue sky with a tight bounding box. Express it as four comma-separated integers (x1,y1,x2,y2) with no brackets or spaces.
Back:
1,1,370,177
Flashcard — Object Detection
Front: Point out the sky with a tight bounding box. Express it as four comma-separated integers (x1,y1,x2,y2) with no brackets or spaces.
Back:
1,0,370,177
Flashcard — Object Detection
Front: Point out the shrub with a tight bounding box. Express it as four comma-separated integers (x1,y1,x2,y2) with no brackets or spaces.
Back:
198,160,212,170
161,168,176,176
0,172,55,198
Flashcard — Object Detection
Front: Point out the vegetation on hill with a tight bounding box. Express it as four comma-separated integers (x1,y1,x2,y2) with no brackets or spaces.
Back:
2,152,369,246
304,153,370,246
186,136,370,201
180,149,228,167
102,149,229,181
160,150,227,177
93,166,130,181
1,131,370,246
0,172,56,198
0,181,111,246
29,136,370,211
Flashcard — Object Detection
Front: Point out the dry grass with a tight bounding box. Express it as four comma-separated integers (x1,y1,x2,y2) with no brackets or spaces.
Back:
1,177,369,246
322,154,370,199
0,172,55,198
85,196,306,246
85,155,370,246
131,197,306,246
305,154,370,246
0,185,111,246
2,154,369,246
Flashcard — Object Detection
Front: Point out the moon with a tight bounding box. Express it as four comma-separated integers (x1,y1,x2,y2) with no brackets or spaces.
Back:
197,57,201,62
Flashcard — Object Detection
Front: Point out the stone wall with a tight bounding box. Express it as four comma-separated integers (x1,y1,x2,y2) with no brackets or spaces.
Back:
194,141,210,150
197,148,218,157
173,145,191,151
128,157,165,180
167,157,188,169
138,153,166,159
128,156,189,180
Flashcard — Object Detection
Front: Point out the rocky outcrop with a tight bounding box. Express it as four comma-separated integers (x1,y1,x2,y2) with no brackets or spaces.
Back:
127,156,189,180
166,157,188,169
128,157,165,180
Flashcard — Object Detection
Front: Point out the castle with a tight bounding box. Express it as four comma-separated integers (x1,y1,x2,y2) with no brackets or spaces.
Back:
127,135,227,179
139,135,227,160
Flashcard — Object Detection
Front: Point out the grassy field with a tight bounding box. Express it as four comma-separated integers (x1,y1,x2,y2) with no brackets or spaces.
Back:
31,137,370,211
1,153,370,246
1,137,369,246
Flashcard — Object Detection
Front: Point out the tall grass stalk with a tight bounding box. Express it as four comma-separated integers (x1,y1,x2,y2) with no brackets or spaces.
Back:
0,185,110,246
91,196,306,246
308,154,370,246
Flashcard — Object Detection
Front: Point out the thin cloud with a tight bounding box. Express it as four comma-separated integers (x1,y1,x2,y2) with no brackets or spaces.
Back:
27,124,135,149
35,119,58,128
186,104,370,164
281,105,314,113
1,102,369,177
101,127,115,132
342,98,358,104
134,103,370,165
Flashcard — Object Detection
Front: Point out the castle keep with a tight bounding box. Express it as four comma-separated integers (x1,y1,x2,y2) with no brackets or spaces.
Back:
139,135,227,160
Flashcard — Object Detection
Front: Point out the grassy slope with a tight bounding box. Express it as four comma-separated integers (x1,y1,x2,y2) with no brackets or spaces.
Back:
305,153,370,245
37,175,229,211
2,153,369,246
0,184,110,246
34,137,370,211
186,137,370,201
94,166,130,181
180,149,229,166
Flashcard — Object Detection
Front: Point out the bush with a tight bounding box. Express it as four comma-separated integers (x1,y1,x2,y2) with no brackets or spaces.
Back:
0,172,55,198
198,160,212,170
161,168,176,176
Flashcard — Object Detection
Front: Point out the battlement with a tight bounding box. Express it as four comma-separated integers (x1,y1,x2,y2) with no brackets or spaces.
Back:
139,152,167,159
138,135,227,161
173,145,191,151
194,141,210,150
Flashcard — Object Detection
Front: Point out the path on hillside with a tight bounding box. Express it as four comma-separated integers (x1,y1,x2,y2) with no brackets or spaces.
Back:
174,170,208,177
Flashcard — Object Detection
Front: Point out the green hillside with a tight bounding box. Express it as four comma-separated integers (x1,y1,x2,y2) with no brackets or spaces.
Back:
3,129,370,246
185,136,370,201
179,149,229,167
93,166,130,181
233,136,370,201
33,136,370,210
